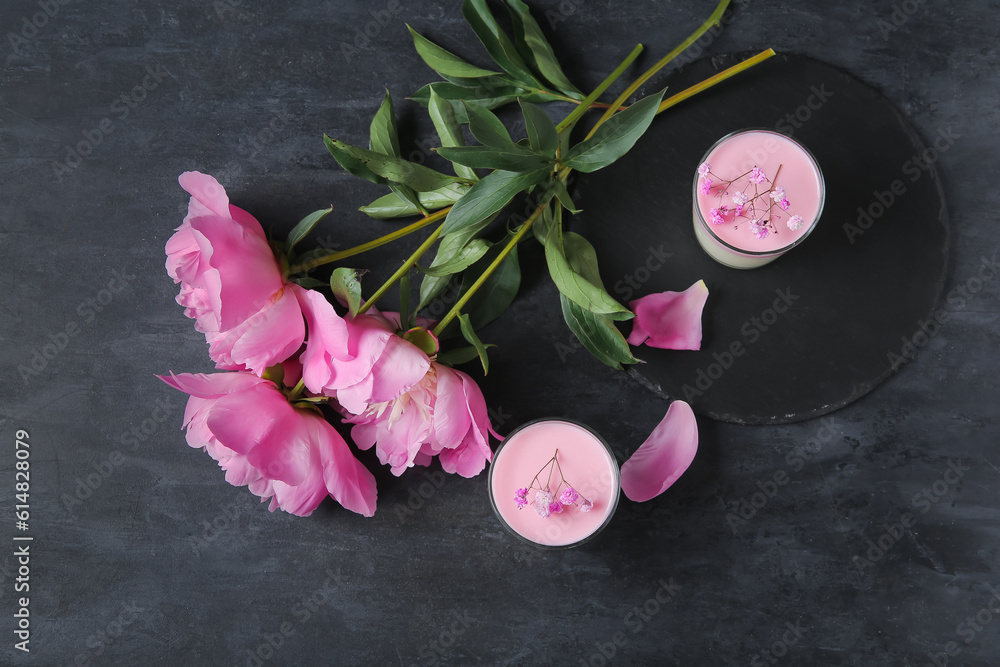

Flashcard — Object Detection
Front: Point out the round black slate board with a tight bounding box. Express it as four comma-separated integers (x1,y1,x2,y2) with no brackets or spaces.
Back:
573,53,949,424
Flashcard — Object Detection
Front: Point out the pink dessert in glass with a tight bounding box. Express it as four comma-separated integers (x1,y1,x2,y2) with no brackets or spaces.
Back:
489,419,620,549
693,129,825,269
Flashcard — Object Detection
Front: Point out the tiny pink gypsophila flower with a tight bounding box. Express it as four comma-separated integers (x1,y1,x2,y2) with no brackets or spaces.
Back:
559,487,579,505
535,490,553,517
769,186,786,201
697,162,711,176
709,207,726,225
749,167,767,184
698,178,712,195
788,215,805,231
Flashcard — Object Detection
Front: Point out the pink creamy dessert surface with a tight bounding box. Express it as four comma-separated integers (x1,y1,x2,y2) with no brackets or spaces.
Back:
490,421,618,547
696,131,823,253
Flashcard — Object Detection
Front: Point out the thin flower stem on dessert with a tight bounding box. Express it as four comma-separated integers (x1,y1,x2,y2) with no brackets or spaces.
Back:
357,222,446,316
557,44,644,133
657,48,777,115
513,448,593,516
288,207,450,275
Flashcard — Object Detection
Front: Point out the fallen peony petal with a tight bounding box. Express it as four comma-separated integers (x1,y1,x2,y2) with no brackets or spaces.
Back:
627,280,709,350
620,400,698,502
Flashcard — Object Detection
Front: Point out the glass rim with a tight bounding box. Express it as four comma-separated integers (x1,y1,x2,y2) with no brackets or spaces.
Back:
693,128,826,257
487,417,621,550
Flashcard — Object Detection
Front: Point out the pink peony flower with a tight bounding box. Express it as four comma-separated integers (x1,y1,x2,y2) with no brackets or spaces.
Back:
620,400,698,502
165,171,308,375
158,371,377,517
297,296,431,416
344,360,496,478
627,280,709,351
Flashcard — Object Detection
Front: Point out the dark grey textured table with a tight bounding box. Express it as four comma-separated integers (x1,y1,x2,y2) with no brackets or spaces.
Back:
2,1,998,665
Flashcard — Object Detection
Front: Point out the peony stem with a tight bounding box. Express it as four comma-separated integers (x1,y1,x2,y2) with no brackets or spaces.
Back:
656,48,776,115
288,378,306,401
556,44,644,133
287,207,450,275
431,193,554,337
585,0,732,141
357,222,446,315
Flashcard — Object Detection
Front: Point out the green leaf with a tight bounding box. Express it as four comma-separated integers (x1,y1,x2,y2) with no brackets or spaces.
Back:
407,25,502,79
368,94,426,212
418,215,496,310
461,237,521,330
442,168,550,235
520,100,558,156
428,86,479,182
410,81,555,122
324,137,467,192
436,145,552,172
458,312,492,374
292,276,326,289
562,231,605,285
532,203,560,247
360,182,472,219
504,0,583,98
436,345,486,367
286,206,333,253
369,90,400,157
461,0,540,87
562,89,666,173
418,238,491,277
330,267,363,317
324,135,386,185
544,231,632,319
463,102,514,147
551,179,580,214
389,184,426,215
560,294,639,370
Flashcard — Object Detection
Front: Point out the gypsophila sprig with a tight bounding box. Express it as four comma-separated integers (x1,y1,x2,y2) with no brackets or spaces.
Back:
698,162,798,239
514,449,593,516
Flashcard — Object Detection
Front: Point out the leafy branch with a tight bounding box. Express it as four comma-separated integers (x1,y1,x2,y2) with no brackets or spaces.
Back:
295,0,774,371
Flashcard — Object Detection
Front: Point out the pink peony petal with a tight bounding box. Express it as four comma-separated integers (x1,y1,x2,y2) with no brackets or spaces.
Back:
188,215,284,331
179,171,232,219
216,286,305,375
620,400,699,502
296,287,352,393
429,364,472,449
367,335,430,404
313,416,378,517
627,280,709,350
438,435,490,478
157,371,267,399
205,386,311,486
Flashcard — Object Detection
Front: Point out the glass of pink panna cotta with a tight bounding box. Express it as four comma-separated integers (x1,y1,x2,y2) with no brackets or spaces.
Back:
488,419,620,549
693,129,825,269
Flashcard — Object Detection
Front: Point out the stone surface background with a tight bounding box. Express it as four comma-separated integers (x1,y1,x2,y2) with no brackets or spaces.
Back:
1,0,997,664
